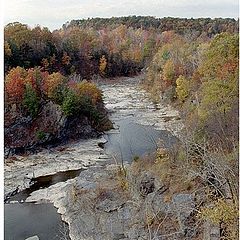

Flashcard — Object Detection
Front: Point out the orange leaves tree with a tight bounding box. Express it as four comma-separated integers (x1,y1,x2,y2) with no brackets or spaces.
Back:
25,67,49,95
5,64,104,125
43,72,66,104
5,67,27,104
5,67,49,116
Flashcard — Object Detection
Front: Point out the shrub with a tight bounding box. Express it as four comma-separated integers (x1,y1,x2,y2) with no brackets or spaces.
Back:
76,81,103,105
163,59,175,84
36,130,46,141
23,85,40,117
133,155,140,162
199,199,238,240
61,90,79,116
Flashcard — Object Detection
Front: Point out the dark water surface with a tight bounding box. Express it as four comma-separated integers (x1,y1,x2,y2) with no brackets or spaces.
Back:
6,169,82,203
104,117,178,162
5,203,69,240
4,170,81,240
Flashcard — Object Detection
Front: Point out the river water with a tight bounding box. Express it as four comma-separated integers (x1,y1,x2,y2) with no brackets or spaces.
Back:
104,117,178,162
4,75,182,240
5,203,69,240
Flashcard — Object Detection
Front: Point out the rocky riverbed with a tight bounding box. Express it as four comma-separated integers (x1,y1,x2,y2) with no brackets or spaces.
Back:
5,75,187,240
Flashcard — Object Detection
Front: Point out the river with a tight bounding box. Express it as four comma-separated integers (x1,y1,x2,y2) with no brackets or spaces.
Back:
4,75,183,239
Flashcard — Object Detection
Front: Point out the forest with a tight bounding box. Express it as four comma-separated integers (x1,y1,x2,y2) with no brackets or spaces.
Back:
4,16,238,77
4,16,239,239
144,31,239,239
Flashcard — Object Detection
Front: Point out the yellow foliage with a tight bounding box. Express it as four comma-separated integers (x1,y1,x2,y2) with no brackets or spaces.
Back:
200,199,238,224
62,52,71,65
99,55,107,75
198,80,237,121
44,72,65,99
4,41,12,57
154,148,172,182
41,58,49,69
163,59,175,84
116,166,128,191
200,199,238,239
131,49,142,63
176,75,189,102
76,81,102,105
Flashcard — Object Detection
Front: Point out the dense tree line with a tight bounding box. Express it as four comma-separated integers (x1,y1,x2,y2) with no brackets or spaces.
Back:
4,22,158,78
5,66,105,120
65,16,238,36
4,65,112,152
4,17,238,79
145,32,239,149
4,17,239,236
4,18,239,149
4,19,239,133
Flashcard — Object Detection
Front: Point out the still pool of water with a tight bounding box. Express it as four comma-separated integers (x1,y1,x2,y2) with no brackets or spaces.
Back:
4,169,82,240
5,203,69,240
4,118,178,240
6,169,82,203
104,117,178,162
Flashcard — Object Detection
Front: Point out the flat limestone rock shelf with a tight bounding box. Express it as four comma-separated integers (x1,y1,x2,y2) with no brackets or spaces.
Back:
4,75,183,240
4,136,110,199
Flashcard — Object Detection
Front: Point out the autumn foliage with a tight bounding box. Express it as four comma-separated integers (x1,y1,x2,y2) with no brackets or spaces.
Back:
43,72,66,102
5,67,26,104
144,32,239,240
4,17,239,239
99,55,107,75
5,66,104,121
74,81,102,105
5,17,238,78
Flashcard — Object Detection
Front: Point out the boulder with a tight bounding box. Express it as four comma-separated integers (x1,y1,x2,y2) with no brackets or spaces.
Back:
172,193,195,234
139,173,155,197
25,236,40,240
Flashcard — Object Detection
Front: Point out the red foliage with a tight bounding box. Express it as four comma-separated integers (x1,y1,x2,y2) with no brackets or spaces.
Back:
217,60,238,80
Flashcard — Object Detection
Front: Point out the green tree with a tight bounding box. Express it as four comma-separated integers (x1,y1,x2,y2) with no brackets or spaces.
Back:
197,33,238,121
23,85,40,117
61,90,79,116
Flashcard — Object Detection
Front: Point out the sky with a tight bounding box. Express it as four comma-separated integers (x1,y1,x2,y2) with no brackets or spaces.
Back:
3,0,240,30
